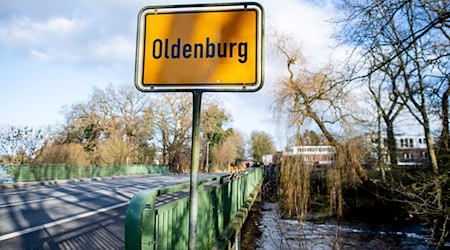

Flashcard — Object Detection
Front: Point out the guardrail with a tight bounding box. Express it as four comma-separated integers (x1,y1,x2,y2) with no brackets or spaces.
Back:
125,167,263,250
3,164,169,183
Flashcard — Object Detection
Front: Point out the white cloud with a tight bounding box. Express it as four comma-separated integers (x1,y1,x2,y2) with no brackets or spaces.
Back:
87,35,134,64
0,14,135,67
0,15,89,63
0,0,341,150
29,49,51,61
0,16,86,47
37,16,81,34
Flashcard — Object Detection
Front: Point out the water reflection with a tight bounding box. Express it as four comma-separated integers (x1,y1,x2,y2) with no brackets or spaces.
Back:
242,203,436,250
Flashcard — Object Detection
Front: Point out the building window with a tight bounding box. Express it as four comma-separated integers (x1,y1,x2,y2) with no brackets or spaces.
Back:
421,152,428,159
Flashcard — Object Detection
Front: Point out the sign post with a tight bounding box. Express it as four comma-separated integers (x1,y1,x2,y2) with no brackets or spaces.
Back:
134,3,263,249
189,90,202,249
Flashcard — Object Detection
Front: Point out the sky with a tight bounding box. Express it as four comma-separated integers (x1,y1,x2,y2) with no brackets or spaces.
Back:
0,0,337,150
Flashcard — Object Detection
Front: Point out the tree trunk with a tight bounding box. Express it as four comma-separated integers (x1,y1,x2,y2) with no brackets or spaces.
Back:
438,85,450,164
377,109,386,181
385,120,398,168
421,103,442,209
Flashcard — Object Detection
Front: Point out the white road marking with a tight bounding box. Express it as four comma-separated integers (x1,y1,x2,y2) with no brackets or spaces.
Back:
0,201,128,242
0,197,55,208
0,185,132,208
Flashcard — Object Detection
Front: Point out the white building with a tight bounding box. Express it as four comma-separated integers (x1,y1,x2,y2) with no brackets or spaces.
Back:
364,133,428,166
284,145,335,166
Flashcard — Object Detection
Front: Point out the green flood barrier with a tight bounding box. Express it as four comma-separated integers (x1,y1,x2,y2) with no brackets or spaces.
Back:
125,167,263,250
7,164,169,183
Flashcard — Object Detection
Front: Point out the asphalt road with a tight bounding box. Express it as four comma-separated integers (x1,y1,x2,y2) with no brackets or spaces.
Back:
0,173,225,250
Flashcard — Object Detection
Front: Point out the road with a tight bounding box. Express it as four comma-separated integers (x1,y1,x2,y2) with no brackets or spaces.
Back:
0,173,225,249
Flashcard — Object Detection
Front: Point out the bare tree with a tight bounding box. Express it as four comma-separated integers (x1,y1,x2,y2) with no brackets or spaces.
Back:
335,0,449,245
94,84,153,165
366,60,407,177
437,79,450,165
152,93,193,172
57,86,234,170
57,84,154,165
336,0,449,171
0,125,45,164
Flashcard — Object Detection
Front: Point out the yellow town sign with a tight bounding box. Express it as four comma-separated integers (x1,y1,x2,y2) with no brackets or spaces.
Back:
135,3,264,92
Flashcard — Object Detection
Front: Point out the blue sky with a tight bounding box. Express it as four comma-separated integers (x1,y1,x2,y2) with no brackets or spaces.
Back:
0,0,337,150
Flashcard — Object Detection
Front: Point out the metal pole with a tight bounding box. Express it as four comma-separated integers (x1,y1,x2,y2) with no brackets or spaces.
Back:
189,90,202,250
205,140,210,173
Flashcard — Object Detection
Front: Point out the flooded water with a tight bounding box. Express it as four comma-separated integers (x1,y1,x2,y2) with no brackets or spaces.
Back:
241,202,439,250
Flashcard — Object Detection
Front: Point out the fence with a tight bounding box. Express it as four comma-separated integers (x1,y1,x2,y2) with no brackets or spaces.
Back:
125,167,263,250
6,164,169,183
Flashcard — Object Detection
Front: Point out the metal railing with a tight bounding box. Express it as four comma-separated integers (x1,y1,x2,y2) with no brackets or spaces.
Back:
125,167,263,250
3,164,169,183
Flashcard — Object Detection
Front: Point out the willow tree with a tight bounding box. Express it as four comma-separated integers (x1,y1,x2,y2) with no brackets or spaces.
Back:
272,34,367,218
